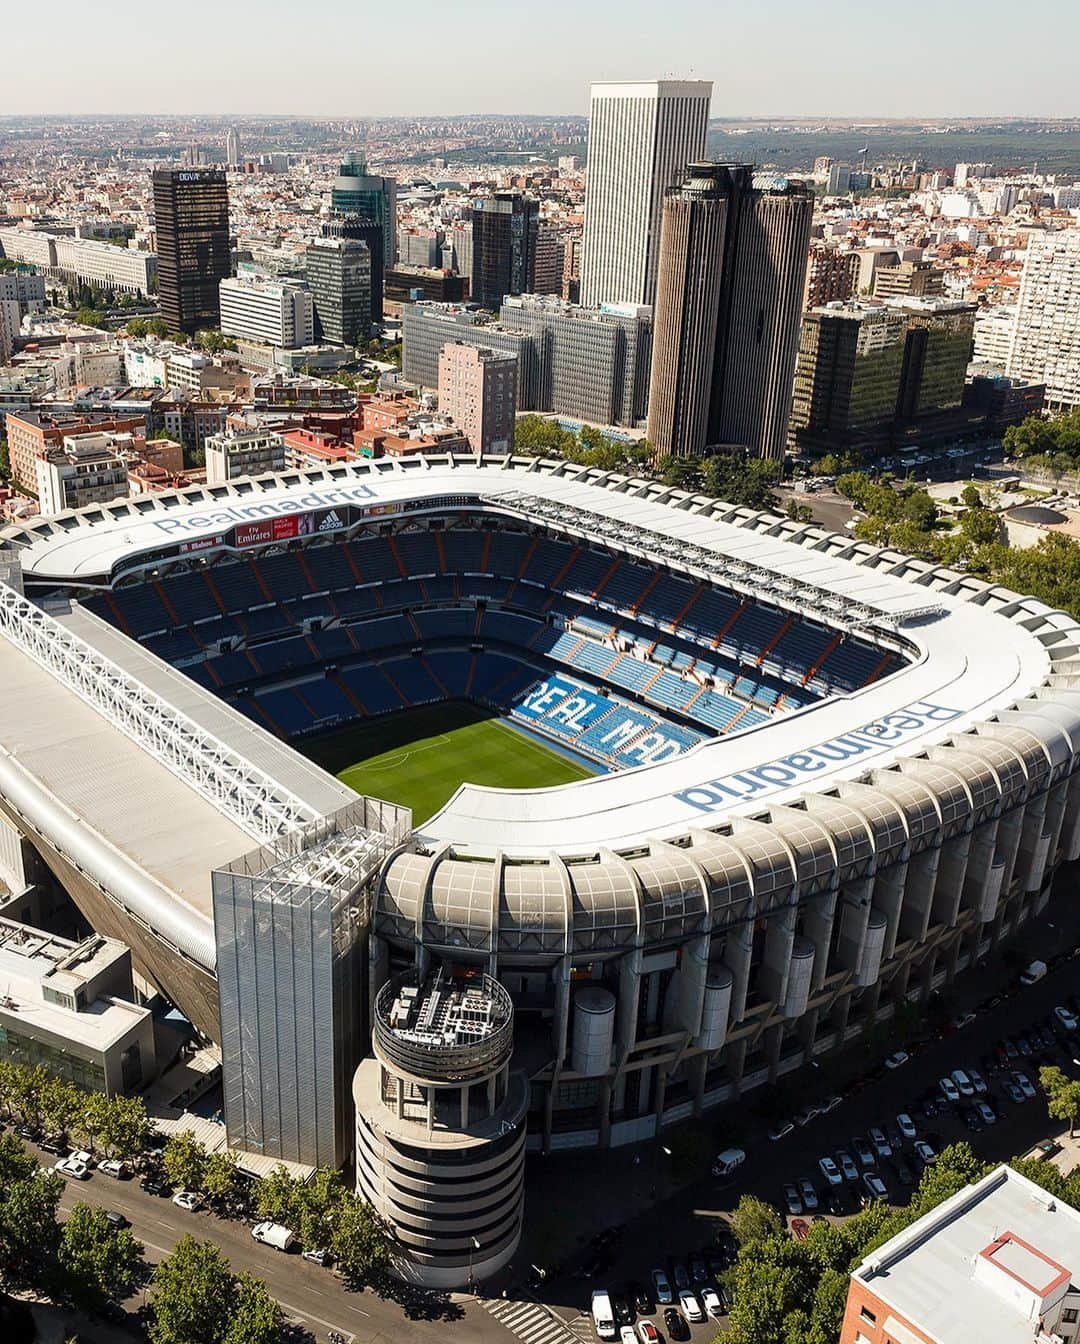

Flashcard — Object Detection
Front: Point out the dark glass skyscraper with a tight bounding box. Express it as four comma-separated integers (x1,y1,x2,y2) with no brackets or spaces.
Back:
646,164,813,460
470,193,538,311
328,157,396,325
152,168,230,335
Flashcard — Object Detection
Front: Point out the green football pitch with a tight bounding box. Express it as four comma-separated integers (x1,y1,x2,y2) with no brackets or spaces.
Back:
303,700,594,824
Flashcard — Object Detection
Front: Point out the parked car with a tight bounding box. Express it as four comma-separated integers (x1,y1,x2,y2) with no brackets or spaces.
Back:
104,1210,129,1229
852,1136,875,1168
700,1287,724,1319
975,1101,997,1126
862,1173,888,1203
651,1268,674,1305
1003,1080,1025,1104
913,1140,936,1167
637,1324,660,1344
783,1184,802,1215
1055,1005,1079,1032
818,1156,842,1187
98,1159,130,1179
951,1070,975,1098
790,1218,810,1241
884,1050,909,1070
619,1328,637,1344
968,1069,988,1096
172,1190,202,1212
39,1134,67,1156
301,1247,332,1266
53,1155,91,1180
836,1151,859,1183
939,1076,960,1103
663,1307,690,1341
1012,1070,1037,1100
896,1113,917,1140
140,1174,170,1197
797,1177,819,1210
672,1262,690,1291
869,1127,892,1159
252,1222,296,1252
689,1255,708,1284
679,1290,704,1323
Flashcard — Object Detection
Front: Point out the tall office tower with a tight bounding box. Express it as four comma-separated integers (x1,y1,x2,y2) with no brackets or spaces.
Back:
708,172,814,460
580,79,712,310
533,225,566,295
152,168,231,335
646,166,732,457
438,342,517,456
647,164,813,460
320,211,384,322
306,231,372,346
470,193,538,310
329,156,397,321
1007,229,1080,410
225,127,241,168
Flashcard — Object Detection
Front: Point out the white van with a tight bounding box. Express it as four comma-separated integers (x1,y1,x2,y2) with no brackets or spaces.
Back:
251,1221,296,1252
590,1289,617,1340
711,1146,746,1178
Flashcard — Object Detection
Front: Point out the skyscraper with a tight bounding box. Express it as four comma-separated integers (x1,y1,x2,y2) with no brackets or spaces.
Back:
580,80,712,310
225,127,241,168
470,193,538,310
646,164,813,460
152,168,231,335
318,212,382,324
329,157,397,324
646,165,732,458
1007,229,1080,410
709,173,815,459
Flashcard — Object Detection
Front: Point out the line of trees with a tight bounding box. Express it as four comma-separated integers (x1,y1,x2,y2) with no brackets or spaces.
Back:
159,1132,389,1287
0,1061,152,1159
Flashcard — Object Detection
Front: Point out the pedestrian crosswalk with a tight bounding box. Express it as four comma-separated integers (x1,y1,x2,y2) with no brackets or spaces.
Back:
482,1295,588,1344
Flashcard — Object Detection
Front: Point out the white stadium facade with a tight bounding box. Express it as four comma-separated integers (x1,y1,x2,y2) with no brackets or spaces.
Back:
2,453,1080,1284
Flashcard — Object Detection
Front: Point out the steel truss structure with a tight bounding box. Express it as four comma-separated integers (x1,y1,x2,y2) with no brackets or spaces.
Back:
0,578,320,844
485,491,937,637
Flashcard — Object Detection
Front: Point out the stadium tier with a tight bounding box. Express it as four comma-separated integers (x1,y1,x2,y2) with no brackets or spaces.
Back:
3,454,1080,1282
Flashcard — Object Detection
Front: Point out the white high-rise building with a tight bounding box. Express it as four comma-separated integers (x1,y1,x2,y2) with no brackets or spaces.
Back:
219,275,314,350
1007,229,1080,410
226,127,241,167
580,79,712,310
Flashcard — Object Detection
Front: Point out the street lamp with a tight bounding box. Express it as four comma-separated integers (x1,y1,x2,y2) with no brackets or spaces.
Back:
468,1235,480,1292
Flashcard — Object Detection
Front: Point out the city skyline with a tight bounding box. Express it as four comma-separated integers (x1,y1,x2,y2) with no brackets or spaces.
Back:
5,0,1080,119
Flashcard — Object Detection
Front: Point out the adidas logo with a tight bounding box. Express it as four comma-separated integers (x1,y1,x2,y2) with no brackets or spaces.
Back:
318,510,343,532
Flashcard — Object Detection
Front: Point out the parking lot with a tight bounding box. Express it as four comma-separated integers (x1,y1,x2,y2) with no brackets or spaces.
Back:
522,924,1080,1344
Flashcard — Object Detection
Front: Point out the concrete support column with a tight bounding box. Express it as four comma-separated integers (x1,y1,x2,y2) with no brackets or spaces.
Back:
932,832,971,927
690,1052,709,1118
873,861,908,961
962,819,999,913
725,921,754,1023
758,904,797,1008
727,1036,749,1098
996,807,1025,893
801,889,838,990
1061,775,1080,861
677,934,710,1037
899,849,940,943
598,1078,613,1148
834,879,874,978
552,955,573,1065
1017,793,1050,892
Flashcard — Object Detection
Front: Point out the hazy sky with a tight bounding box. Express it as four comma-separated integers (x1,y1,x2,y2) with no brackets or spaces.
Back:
4,0,1079,119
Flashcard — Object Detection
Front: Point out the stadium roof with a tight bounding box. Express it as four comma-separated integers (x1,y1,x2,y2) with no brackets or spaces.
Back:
1,454,1078,945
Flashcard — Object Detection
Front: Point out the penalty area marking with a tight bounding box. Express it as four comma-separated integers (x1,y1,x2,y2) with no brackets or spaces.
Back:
342,732,454,775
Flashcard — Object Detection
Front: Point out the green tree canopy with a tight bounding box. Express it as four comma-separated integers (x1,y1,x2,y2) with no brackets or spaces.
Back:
330,1194,390,1286
148,1236,235,1344
58,1202,145,1311
1040,1065,1080,1137
162,1132,208,1193
730,1194,785,1248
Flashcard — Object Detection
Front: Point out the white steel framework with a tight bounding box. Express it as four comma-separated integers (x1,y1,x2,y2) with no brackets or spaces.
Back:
0,579,319,844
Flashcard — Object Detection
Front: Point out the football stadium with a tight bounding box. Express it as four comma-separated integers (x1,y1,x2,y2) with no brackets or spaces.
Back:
2,452,1080,1284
